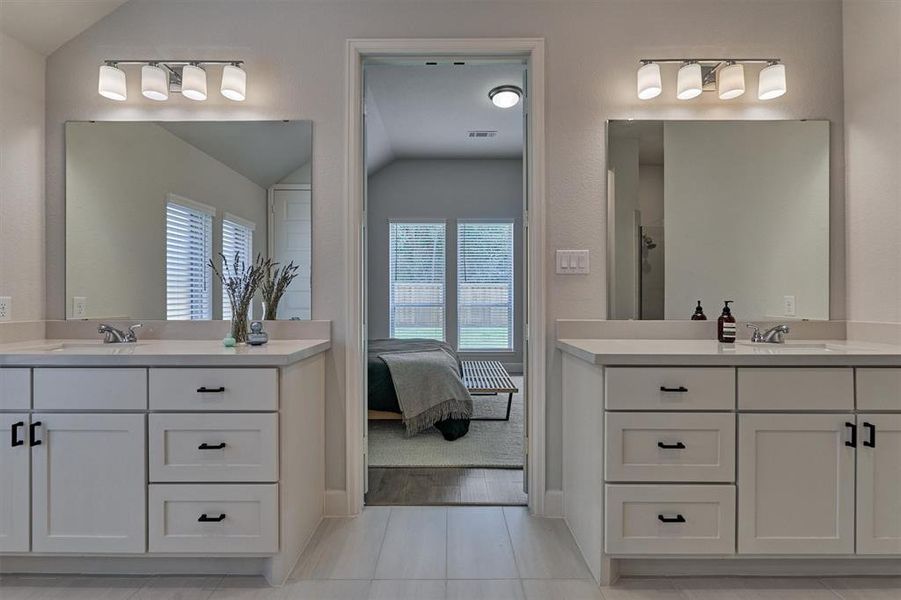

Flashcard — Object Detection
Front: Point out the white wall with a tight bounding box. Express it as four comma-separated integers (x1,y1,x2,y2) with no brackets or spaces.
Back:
367,159,524,366
610,138,640,319
844,0,901,323
66,122,268,320
43,0,846,495
664,121,830,321
0,32,45,321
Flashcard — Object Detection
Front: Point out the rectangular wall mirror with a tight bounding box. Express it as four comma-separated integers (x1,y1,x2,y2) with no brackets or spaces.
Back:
607,120,829,321
66,120,312,320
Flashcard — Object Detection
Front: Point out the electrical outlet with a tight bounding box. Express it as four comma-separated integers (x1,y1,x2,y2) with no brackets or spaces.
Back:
783,295,796,317
73,296,88,319
0,296,10,321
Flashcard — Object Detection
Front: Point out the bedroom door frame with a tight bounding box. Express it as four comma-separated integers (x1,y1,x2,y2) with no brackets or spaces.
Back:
344,38,547,516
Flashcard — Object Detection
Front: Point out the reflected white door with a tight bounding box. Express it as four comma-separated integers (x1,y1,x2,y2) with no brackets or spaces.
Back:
269,184,312,320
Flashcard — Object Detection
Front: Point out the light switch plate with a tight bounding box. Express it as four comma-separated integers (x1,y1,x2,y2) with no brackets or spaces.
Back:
0,297,10,321
73,296,88,319
556,249,590,274
783,295,796,317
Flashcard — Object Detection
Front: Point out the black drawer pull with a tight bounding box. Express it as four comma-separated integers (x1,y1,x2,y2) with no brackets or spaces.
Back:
198,442,227,450
657,441,686,450
863,422,876,448
845,421,857,448
29,421,42,447
659,386,688,393
11,421,24,447
658,514,686,523
198,513,226,523
196,386,225,393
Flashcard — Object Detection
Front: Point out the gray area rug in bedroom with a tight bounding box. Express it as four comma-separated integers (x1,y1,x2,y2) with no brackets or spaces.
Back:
367,377,524,468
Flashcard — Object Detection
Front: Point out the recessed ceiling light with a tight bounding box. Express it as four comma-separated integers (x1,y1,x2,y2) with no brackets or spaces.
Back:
489,85,523,109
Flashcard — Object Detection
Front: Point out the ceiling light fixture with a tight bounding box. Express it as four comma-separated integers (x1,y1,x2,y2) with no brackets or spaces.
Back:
488,85,523,108
636,57,784,101
97,59,245,102
98,62,127,101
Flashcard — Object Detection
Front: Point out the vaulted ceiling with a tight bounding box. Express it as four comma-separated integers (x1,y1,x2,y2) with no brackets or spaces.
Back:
0,0,128,55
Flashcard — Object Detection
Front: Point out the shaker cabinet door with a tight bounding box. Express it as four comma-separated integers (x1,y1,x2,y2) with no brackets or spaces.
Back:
737,413,854,555
857,414,901,555
31,413,146,553
0,414,30,552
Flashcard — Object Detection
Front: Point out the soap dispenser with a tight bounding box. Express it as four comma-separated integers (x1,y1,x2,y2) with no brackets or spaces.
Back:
691,301,707,321
717,301,736,343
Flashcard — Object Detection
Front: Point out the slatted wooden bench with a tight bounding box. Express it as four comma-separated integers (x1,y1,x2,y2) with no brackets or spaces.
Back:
462,360,519,422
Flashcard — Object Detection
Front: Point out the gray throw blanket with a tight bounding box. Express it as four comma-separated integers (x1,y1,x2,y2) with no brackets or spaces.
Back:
379,349,473,436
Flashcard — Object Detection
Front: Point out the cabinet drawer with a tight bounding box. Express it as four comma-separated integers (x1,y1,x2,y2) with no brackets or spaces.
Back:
148,484,278,554
149,413,278,482
605,484,736,555
605,413,735,482
738,368,853,410
856,369,901,411
0,369,30,410
605,368,735,411
150,369,277,411
34,368,146,410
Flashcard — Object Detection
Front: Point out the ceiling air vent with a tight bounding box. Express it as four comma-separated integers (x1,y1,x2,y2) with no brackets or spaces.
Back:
468,130,498,139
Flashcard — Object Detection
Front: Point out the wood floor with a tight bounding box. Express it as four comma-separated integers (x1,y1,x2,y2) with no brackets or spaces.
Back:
366,467,527,506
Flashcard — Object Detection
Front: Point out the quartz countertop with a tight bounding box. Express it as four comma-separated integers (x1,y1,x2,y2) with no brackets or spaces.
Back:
0,338,330,367
557,338,901,366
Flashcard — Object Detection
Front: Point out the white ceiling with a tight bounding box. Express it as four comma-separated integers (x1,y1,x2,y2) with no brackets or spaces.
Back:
365,62,525,173
159,121,313,189
0,0,128,55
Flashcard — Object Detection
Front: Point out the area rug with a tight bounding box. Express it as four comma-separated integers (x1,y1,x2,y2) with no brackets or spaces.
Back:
367,377,524,468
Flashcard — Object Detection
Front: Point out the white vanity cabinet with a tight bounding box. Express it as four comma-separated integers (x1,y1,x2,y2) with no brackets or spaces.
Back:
0,413,30,552
559,347,901,584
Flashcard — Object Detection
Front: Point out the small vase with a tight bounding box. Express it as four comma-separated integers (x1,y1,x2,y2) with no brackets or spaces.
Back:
262,299,278,321
229,307,250,344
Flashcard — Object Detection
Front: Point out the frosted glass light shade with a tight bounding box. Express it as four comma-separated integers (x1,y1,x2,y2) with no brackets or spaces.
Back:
98,64,127,101
141,64,169,101
637,62,662,100
676,62,703,100
181,64,207,101
220,64,246,101
758,62,786,100
717,62,745,100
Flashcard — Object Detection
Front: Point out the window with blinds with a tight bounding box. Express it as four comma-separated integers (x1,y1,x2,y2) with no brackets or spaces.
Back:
221,215,255,321
389,221,446,340
166,196,213,320
457,221,515,350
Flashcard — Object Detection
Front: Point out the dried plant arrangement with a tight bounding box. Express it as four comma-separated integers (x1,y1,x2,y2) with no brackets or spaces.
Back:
261,261,300,321
209,252,272,343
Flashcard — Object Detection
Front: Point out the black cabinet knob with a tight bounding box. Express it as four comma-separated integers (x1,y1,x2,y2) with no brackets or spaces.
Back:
659,386,688,393
29,421,42,447
845,422,857,448
658,514,686,523
198,513,226,523
10,421,24,447
863,422,876,448
657,441,686,450
196,386,225,393
198,442,227,450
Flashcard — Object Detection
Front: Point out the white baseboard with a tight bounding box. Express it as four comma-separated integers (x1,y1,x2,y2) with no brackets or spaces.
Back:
544,489,564,518
618,557,901,578
324,489,349,516
0,556,265,576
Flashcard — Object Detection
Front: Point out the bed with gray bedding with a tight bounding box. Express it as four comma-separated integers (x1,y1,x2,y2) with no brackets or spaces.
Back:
368,338,472,441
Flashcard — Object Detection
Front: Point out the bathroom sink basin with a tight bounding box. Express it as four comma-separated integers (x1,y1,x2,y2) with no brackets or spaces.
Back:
16,341,145,354
737,341,840,353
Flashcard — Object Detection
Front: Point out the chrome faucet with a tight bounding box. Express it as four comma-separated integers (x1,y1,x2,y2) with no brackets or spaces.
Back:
98,323,142,344
746,323,790,344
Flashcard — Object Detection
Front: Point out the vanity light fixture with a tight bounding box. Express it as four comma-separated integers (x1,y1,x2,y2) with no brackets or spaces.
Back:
637,58,785,101
488,85,523,108
98,62,127,101
97,60,246,102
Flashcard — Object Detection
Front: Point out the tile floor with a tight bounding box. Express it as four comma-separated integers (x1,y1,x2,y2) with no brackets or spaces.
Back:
1,507,899,599
365,468,528,505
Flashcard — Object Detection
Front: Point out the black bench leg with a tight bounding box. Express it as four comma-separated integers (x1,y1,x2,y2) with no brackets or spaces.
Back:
505,392,513,421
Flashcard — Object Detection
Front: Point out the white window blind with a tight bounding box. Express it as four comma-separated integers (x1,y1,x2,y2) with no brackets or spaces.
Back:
166,196,213,320
389,221,446,340
221,215,255,321
457,221,514,350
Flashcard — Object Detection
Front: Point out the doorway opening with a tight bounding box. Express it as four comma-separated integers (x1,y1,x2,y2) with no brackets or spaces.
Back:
362,57,528,506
